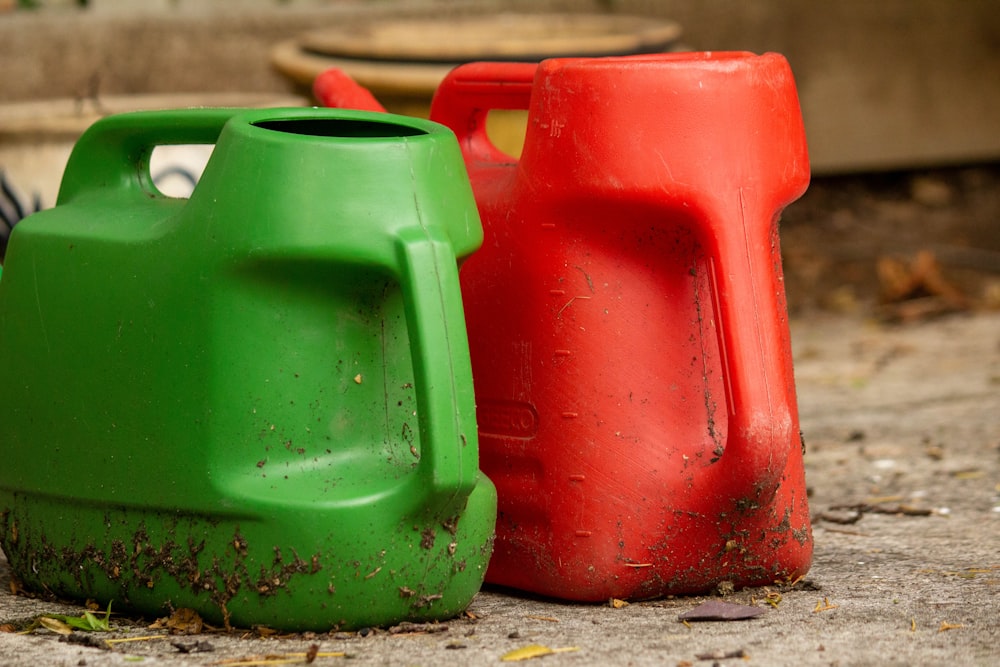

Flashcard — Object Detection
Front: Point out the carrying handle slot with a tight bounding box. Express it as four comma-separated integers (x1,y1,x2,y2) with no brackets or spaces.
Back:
56,109,238,206
429,62,536,165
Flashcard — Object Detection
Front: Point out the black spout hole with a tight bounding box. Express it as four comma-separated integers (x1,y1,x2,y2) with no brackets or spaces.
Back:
253,118,426,138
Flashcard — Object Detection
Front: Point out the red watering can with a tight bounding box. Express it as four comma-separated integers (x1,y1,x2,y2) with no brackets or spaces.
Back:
318,52,813,601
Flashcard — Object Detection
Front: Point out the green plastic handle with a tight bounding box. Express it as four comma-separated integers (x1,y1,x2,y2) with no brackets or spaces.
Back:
394,226,478,502
56,108,239,206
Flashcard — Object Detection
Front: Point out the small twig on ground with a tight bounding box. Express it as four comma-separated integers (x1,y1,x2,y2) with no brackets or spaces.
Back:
818,503,935,525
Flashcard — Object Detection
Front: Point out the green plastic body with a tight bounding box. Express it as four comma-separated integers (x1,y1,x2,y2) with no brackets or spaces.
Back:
0,107,496,631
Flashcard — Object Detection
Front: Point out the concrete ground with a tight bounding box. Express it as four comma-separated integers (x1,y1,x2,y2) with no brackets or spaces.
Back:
1,309,997,666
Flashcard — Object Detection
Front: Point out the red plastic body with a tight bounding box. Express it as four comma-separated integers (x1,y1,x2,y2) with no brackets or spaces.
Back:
427,52,813,601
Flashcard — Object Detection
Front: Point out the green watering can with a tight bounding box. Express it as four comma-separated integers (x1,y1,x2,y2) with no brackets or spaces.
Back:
0,107,496,631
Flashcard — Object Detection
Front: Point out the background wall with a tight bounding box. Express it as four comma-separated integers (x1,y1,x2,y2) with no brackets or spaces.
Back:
2,0,999,173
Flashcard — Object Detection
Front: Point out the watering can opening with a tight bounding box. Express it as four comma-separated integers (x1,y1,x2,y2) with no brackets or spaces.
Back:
252,116,427,139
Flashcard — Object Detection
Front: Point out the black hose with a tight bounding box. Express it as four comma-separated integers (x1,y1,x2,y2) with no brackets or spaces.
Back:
0,171,42,264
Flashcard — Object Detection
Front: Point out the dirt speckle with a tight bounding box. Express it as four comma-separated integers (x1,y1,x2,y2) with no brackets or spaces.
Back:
419,528,436,550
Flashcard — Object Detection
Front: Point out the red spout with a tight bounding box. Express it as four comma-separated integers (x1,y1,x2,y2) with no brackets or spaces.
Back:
312,68,387,112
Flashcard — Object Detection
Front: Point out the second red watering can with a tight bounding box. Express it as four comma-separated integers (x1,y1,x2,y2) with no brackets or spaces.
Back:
318,51,813,601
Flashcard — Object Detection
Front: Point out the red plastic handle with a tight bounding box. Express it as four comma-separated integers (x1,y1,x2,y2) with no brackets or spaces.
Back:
428,62,536,164
705,199,794,505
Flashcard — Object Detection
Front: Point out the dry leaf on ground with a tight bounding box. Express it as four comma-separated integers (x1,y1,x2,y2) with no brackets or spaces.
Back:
677,600,766,622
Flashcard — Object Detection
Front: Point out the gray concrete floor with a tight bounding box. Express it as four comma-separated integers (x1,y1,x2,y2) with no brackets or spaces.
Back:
1,310,998,666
